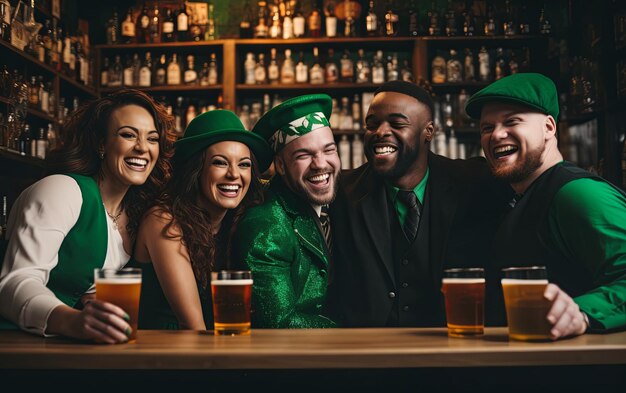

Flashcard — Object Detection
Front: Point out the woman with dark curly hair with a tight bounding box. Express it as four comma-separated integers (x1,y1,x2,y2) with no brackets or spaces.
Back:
0,89,175,343
134,110,272,330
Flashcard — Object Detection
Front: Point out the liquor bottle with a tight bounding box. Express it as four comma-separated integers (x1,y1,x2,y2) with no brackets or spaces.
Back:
150,5,160,43
282,1,294,39
185,104,196,129
162,8,175,42
121,7,136,44
355,49,371,84
39,76,49,113
34,34,45,63
461,2,476,36
351,134,364,168
309,47,324,85
239,104,251,130
431,52,446,83
407,0,419,37
62,33,73,77
442,93,454,128
463,48,475,81
295,51,308,83
0,0,10,42
177,4,189,41
478,46,490,82
446,49,462,83
384,1,399,37
131,53,141,86
325,2,337,38
325,48,339,84
139,52,152,87
538,5,552,36
205,3,216,40
401,59,414,82
254,53,267,84
42,20,53,65
107,8,119,44
508,50,519,75
292,1,306,37
329,98,340,129
76,40,88,85
340,50,354,83
207,53,218,85
184,54,198,85
502,0,516,36
444,0,457,36
29,76,39,107
372,50,385,84
50,20,60,69
244,52,256,84
154,54,167,86
308,0,322,38
200,62,210,86
167,54,181,85
283,48,297,83
123,55,134,86
518,4,531,35
457,88,469,126
19,124,30,156
268,4,281,38
136,2,151,43
386,54,399,82
47,84,56,115
109,55,123,87
35,127,48,159
484,3,496,36
174,96,184,136
494,47,506,80
339,134,351,170
239,0,253,38
268,48,280,84
339,97,352,130
254,1,269,38
365,1,378,37
427,1,440,36
448,129,458,159
351,93,362,131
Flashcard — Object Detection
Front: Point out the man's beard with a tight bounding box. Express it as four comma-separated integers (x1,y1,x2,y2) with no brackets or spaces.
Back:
491,145,544,184
367,142,421,179
283,168,340,206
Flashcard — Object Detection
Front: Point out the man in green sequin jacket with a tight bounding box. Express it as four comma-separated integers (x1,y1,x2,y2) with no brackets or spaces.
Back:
233,94,339,328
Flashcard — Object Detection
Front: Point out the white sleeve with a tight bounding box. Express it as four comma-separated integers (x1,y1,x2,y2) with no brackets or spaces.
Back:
0,175,82,336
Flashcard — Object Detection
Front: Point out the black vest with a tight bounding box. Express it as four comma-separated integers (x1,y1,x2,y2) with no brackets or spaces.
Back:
485,162,626,326
387,186,446,327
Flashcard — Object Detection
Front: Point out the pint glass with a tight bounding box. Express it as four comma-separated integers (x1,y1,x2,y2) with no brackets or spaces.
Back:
94,268,142,342
501,266,552,341
441,268,485,337
211,270,253,336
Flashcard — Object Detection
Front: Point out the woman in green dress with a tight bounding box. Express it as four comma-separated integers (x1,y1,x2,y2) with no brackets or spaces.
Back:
134,110,272,330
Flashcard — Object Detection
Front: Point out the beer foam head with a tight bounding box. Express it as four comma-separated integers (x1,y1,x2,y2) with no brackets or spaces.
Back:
211,279,253,286
501,279,549,285
442,278,485,284
95,277,142,285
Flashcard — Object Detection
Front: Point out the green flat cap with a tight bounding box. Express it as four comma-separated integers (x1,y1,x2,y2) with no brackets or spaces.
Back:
465,73,559,120
251,94,333,152
174,109,273,172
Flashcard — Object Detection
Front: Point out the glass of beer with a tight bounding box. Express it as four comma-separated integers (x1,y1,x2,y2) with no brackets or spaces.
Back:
94,268,142,342
501,266,552,341
211,270,253,336
441,268,485,337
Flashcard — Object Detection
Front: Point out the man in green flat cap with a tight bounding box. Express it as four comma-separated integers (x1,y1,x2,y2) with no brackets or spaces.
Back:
466,72,626,339
233,94,339,328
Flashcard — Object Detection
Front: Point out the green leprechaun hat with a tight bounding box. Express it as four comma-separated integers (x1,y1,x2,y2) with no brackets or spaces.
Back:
251,94,333,153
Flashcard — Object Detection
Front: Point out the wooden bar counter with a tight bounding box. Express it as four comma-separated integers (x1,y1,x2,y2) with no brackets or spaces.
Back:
1,327,625,391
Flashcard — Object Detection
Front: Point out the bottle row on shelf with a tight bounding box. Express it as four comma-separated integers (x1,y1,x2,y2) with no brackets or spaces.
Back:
242,48,413,86
101,52,220,89
0,1,94,89
0,119,57,160
431,46,531,85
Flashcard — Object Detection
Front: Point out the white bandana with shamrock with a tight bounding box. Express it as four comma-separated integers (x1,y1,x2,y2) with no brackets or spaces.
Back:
269,112,330,152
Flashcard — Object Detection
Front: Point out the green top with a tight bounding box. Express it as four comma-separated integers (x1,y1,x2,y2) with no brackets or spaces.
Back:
386,167,429,227
548,177,626,330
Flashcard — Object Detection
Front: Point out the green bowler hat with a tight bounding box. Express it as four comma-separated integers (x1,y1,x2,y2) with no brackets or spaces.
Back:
174,109,273,172
465,73,559,121
251,94,333,152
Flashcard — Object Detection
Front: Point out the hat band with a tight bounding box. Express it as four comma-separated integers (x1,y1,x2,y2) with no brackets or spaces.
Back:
269,112,329,152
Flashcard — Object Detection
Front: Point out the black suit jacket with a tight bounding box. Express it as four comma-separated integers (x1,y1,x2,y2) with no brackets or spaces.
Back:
327,153,512,327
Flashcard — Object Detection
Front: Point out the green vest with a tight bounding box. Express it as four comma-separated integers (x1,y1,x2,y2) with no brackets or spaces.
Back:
47,174,108,308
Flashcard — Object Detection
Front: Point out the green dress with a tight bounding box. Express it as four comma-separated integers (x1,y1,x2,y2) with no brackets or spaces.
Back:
136,261,214,330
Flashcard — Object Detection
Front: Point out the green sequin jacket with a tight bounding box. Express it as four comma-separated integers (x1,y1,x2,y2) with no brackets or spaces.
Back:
233,177,336,328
